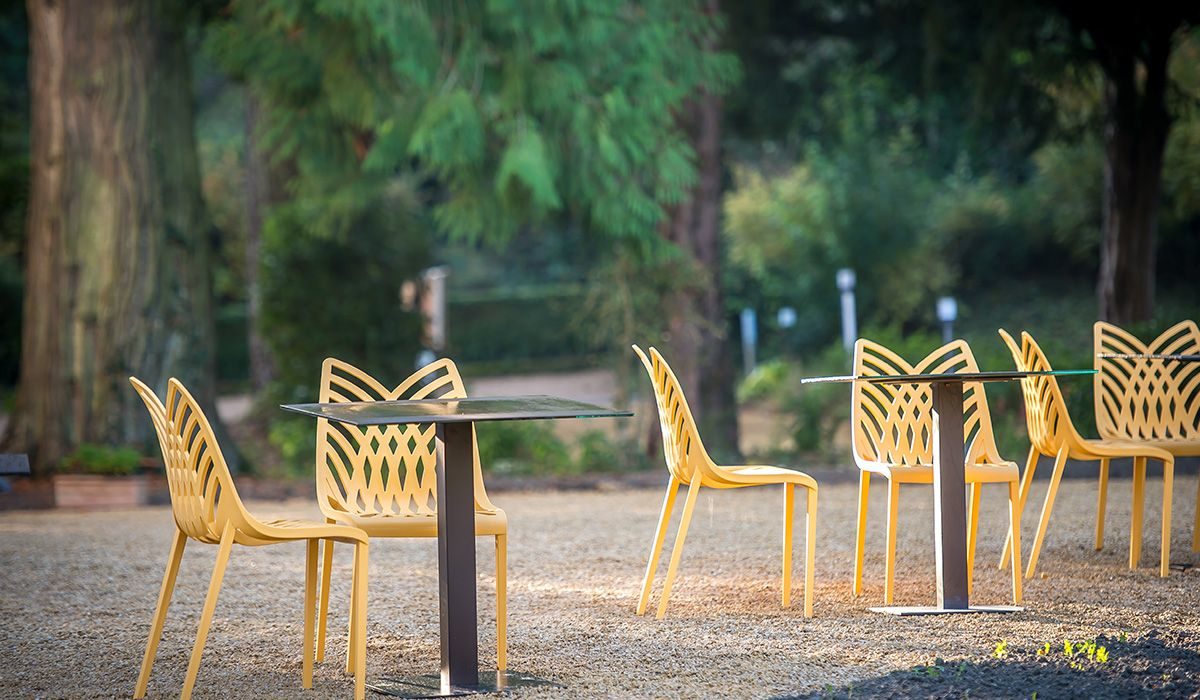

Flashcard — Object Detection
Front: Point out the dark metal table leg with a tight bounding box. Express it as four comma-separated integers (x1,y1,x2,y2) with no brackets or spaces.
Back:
931,381,969,610
870,379,1019,616
436,421,479,691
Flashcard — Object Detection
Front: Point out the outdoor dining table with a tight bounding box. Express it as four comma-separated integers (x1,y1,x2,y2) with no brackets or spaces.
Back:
800,368,1094,615
282,394,631,698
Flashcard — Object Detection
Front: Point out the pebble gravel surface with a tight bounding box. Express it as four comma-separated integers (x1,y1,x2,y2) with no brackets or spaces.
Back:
2,475,1198,698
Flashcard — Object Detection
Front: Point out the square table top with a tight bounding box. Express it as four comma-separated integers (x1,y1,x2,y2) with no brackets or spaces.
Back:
799,369,1096,385
281,394,633,426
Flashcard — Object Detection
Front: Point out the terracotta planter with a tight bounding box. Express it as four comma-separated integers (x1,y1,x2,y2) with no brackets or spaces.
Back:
53,474,149,509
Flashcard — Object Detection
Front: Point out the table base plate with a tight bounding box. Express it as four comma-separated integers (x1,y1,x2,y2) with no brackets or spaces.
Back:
368,671,563,698
869,604,1023,616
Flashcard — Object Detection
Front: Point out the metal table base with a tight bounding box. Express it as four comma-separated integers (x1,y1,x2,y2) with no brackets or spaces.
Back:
368,671,563,698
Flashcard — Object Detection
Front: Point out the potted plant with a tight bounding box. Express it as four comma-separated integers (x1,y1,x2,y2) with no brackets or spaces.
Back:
53,444,150,509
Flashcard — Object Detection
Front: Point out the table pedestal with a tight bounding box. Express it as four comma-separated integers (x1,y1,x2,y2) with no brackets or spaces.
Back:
869,380,1022,616
368,422,561,697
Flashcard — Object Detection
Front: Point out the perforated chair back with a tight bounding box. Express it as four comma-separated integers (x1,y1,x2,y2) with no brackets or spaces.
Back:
315,357,497,521
1094,320,1200,442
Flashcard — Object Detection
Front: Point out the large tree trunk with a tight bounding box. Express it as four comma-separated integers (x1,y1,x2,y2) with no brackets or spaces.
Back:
6,0,219,473
660,87,740,458
243,92,275,393
1095,29,1171,324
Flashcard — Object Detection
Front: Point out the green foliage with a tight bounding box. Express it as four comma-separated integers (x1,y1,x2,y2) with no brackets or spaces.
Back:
59,444,142,476
476,423,649,477
476,421,574,477
208,0,737,246
260,198,428,403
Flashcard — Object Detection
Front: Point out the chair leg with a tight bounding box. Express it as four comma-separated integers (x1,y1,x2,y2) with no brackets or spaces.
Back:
1025,446,1068,579
782,483,794,608
853,471,869,597
1130,456,1146,569
1007,480,1022,605
1001,445,1038,569
495,533,507,671
352,541,368,700
134,529,188,699
656,477,702,619
884,480,899,605
638,477,680,615
181,523,235,700
303,540,318,689
967,482,981,596
345,542,360,674
1193,472,1200,553
316,539,334,663
804,487,817,618
1160,458,1174,578
1095,458,1110,551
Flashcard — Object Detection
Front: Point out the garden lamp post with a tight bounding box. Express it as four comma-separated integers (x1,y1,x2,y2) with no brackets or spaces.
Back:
740,307,758,376
836,268,857,353
937,296,957,343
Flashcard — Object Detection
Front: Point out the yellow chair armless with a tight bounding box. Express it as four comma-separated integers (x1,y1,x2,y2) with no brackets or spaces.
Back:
632,345,818,618
130,377,368,700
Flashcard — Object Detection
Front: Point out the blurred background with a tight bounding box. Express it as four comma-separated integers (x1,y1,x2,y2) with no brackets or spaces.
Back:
0,1,1197,490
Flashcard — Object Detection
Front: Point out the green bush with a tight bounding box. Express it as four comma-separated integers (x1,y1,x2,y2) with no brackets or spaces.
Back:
575,429,654,474
476,421,575,476
59,444,142,476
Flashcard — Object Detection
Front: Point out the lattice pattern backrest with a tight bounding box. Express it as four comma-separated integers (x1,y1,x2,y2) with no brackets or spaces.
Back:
130,377,239,543
998,330,1075,454
632,346,709,483
316,357,493,518
1094,321,1200,441
852,339,1001,467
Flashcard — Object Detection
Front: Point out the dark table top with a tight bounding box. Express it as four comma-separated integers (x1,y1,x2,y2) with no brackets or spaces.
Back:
281,394,633,426
800,369,1096,385
1097,353,1200,362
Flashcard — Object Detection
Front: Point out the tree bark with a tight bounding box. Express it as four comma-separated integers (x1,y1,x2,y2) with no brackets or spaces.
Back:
1054,3,1194,324
1094,24,1172,324
660,86,740,458
6,0,219,473
243,92,275,392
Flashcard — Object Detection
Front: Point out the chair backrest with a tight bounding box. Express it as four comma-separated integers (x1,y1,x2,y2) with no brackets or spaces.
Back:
632,345,713,484
998,329,1080,455
1094,320,1200,442
315,357,497,519
851,339,1003,469
130,377,247,543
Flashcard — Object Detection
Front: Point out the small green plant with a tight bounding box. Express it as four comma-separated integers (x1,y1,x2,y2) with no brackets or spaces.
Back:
1054,638,1109,670
993,640,1009,659
58,444,142,476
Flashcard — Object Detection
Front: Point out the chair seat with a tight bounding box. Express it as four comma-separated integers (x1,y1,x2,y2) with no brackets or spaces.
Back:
1076,438,1177,461
240,518,369,546
330,509,508,537
718,465,818,490
862,460,1019,484
1090,437,1199,458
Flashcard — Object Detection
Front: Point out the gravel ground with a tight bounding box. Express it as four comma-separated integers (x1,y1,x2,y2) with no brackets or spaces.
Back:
2,475,1199,699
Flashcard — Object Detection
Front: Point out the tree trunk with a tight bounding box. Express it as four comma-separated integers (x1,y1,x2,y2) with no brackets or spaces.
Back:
660,86,740,458
243,92,275,392
1095,31,1171,324
6,0,219,473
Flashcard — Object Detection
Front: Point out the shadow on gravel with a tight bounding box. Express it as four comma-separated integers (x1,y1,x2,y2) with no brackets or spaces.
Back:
780,630,1200,700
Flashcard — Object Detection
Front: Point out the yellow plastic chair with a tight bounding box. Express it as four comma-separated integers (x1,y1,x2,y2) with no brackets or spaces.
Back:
997,330,1175,578
850,339,1022,606
130,377,368,700
313,357,508,670
632,345,818,618
1094,320,1200,553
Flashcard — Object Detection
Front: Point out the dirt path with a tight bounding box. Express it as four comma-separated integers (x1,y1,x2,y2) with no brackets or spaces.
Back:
2,476,1198,698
